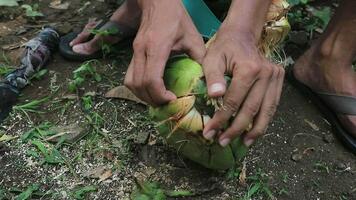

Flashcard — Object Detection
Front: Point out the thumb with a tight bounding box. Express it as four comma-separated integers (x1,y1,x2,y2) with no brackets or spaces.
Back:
202,50,226,97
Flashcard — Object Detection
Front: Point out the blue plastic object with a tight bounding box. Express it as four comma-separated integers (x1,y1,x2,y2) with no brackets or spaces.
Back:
182,0,221,39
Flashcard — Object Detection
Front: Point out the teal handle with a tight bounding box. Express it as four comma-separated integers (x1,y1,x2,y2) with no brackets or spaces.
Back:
182,0,221,39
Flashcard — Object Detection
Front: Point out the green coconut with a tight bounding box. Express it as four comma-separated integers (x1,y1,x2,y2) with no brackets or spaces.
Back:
149,0,290,170
149,56,248,170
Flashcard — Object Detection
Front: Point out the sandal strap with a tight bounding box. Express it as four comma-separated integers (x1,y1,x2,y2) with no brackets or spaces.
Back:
98,21,136,38
317,92,356,115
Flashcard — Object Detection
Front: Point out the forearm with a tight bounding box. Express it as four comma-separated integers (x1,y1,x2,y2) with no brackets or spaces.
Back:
223,0,272,41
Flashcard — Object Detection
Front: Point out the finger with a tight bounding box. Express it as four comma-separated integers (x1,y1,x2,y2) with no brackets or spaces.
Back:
203,62,261,140
218,69,272,146
144,44,177,106
125,39,155,105
181,35,206,64
202,48,226,97
70,21,98,46
243,66,283,147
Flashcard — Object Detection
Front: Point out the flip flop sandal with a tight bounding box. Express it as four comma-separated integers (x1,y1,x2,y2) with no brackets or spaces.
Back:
59,21,136,61
287,67,356,154
0,83,19,124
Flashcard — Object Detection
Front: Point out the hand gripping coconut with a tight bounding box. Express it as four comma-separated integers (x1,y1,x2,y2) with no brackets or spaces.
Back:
150,0,290,170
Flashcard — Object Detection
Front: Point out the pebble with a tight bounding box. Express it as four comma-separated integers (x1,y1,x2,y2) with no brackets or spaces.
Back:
336,162,347,170
291,153,303,162
135,132,150,144
323,134,334,143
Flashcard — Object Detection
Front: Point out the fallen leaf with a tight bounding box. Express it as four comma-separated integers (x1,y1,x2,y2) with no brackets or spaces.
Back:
304,119,320,131
45,124,87,144
148,134,157,146
1,42,24,50
0,134,18,142
239,161,247,186
83,166,106,178
105,86,147,105
102,150,114,161
0,0,19,7
49,0,70,10
98,169,112,182
62,94,78,100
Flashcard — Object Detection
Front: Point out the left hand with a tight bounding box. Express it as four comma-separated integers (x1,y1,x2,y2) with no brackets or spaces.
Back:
202,27,285,147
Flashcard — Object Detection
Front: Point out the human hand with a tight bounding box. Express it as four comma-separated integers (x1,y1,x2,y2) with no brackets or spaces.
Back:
124,0,206,106
202,28,285,147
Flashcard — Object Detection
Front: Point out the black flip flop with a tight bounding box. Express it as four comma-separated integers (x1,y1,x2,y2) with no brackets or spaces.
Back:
59,21,136,61
0,83,19,124
287,67,356,153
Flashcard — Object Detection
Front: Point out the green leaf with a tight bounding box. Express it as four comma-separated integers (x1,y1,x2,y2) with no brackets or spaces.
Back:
31,140,64,164
73,186,97,200
31,69,48,80
131,181,166,200
0,0,18,7
312,7,331,29
0,187,6,200
21,4,44,18
165,190,194,197
0,134,17,142
15,184,39,200
287,0,308,5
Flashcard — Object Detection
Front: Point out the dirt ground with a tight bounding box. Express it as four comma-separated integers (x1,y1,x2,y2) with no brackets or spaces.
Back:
0,0,355,200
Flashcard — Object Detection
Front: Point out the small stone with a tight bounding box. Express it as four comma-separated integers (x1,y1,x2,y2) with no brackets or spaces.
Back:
323,134,334,143
336,162,347,170
0,143,10,155
135,132,150,144
55,22,73,35
291,153,303,162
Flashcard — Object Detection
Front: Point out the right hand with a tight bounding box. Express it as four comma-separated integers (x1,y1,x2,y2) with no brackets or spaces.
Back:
124,0,206,106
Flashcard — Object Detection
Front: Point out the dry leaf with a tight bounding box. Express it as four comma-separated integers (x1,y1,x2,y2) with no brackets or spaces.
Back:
83,166,106,178
239,161,247,186
304,119,320,131
98,170,112,182
105,86,147,105
49,0,70,10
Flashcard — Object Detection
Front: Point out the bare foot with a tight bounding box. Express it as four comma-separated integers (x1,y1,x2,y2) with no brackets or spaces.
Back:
294,42,356,137
70,0,141,55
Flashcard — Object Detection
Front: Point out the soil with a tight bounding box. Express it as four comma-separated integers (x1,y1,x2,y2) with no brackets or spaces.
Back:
0,0,355,200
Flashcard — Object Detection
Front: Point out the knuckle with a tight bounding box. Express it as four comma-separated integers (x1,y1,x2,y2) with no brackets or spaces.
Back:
265,103,277,118
124,78,133,89
133,38,144,52
224,97,239,112
262,64,274,78
245,62,262,77
244,102,260,116
279,67,286,78
251,128,265,137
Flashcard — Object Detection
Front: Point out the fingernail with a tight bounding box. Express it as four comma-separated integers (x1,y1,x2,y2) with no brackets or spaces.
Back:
219,138,230,147
210,83,224,95
72,45,84,54
69,41,73,46
203,130,216,139
244,138,254,147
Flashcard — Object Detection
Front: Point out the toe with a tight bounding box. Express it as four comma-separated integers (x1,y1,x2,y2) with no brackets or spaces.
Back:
70,21,98,47
72,41,98,55
338,115,356,137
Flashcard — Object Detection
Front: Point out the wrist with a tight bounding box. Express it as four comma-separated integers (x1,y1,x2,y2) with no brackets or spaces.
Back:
223,0,272,41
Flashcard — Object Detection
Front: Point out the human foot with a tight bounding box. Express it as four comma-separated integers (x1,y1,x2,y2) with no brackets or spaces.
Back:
294,0,356,140
70,0,141,55
293,42,356,137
